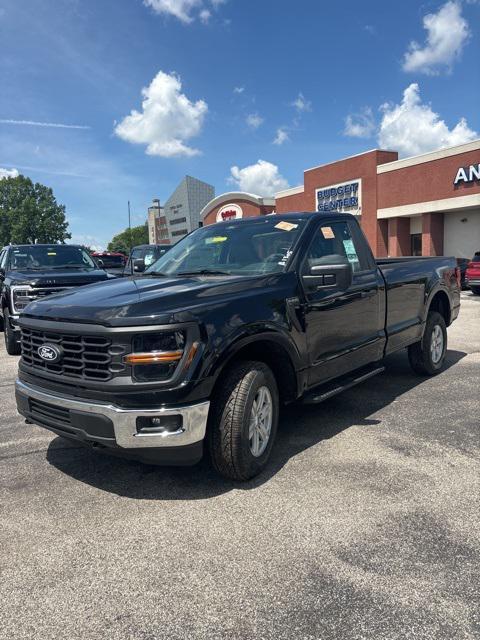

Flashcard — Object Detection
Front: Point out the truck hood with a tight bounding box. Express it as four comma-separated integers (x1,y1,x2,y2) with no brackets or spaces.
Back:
9,268,110,287
22,273,284,326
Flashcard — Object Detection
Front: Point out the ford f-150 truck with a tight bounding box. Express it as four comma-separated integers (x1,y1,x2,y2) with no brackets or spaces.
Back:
15,213,460,480
0,244,111,355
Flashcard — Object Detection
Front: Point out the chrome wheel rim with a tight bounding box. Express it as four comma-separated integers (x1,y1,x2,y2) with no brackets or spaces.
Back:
430,325,444,364
249,386,273,457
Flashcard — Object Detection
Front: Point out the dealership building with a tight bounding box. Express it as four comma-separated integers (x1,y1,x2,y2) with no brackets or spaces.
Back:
200,140,480,259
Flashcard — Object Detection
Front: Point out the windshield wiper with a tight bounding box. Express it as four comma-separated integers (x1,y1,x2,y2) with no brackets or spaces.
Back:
178,269,231,276
48,265,92,269
144,270,168,276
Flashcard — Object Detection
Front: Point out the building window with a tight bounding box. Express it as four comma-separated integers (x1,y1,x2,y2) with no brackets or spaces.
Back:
171,229,188,237
411,233,422,256
170,217,187,226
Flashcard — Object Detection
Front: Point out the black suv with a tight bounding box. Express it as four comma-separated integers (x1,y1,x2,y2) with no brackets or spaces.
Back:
0,244,111,355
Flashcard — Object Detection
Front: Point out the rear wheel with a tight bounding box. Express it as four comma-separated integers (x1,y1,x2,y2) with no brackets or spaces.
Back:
3,309,21,356
470,286,480,295
408,311,447,376
208,360,279,481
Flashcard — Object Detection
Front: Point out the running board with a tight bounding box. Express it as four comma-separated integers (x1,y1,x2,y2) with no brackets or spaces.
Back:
302,365,385,404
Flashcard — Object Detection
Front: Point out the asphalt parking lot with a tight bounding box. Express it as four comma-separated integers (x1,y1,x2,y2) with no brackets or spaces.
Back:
1,292,479,640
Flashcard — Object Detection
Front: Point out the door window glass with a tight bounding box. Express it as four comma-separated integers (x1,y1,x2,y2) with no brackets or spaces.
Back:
306,222,362,273
0,250,6,269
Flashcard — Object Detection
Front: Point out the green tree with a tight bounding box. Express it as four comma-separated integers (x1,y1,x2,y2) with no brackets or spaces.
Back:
0,174,71,245
107,224,148,253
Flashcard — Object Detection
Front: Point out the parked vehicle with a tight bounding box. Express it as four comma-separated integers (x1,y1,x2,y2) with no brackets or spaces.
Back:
465,252,480,294
15,213,460,480
124,244,172,275
456,258,470,290
90,251,127,276
0,244,111,355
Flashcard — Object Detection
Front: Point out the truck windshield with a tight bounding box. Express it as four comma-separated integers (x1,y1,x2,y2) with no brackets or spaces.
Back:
145,217,307,277
10,245,97,270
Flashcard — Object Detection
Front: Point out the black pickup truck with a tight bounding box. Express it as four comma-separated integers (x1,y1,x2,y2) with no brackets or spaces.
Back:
15,213,460,480
0,244,111,355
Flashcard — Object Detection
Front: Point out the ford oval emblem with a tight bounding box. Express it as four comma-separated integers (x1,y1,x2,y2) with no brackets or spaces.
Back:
37,343,63,363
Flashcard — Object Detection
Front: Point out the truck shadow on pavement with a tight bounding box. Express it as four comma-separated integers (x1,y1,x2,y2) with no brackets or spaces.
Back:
46,349,466,500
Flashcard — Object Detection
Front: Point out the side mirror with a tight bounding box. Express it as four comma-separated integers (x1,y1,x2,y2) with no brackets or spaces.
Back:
133,258,145,273
97,258,105,268
303,262,353,292
0,267,5,278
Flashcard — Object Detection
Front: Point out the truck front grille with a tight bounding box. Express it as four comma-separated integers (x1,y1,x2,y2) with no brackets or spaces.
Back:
21,328,119,381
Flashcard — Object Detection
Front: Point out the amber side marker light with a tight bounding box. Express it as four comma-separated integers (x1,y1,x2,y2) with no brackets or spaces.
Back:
184,342,199,369
125,350,183,365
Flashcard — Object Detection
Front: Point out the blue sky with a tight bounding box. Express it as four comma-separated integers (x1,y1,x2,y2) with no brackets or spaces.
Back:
0,0,479,249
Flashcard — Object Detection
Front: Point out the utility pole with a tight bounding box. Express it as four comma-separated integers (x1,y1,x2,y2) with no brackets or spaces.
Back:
128,200,132,251
128,200,133,275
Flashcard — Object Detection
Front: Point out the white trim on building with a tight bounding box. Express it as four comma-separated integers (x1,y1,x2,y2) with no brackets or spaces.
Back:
275,185,305,198
377,140,480,174
377,193,480,219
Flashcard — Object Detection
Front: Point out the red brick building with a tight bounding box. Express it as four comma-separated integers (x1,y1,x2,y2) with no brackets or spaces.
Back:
200,192,275,226
201,140,480,259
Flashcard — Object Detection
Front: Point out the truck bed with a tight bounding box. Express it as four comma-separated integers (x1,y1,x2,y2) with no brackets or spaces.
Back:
376,255,460,355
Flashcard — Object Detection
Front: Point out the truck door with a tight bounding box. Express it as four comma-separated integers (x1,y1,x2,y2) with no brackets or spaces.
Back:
301,219,385,388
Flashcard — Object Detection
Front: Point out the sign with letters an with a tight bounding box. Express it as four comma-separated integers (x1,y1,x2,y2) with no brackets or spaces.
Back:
454,163,480,185
316,179,362,215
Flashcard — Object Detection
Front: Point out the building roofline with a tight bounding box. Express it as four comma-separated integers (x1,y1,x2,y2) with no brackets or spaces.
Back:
377,139,480,174
304,148,397,174
200,192,275,220
275,185,305,198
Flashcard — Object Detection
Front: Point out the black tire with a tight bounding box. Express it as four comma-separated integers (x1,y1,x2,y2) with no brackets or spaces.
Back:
408,311,447,376
208,360,279,481
470,286,480,296
3,309,21,356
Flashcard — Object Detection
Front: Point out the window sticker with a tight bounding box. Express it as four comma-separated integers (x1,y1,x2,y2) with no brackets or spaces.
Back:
321,226,335,239
206,236,228,244
278,249,293,266
275,221,298,232
342,238,359,265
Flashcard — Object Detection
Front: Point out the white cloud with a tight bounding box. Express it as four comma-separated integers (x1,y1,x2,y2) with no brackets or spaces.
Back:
114,70,208,158
292,93,312,113
344,107,376,138
229,160,289,196
143,0,226,23
378,83,477,156
403,1,470,75
273,127,289,145
70,234,106,252
246,113,264,129
0,119,90,129
0,167,19,179
233,86,245,94
199,8,211,23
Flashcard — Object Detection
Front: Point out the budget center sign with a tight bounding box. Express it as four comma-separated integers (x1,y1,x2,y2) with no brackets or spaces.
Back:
316,179,362,215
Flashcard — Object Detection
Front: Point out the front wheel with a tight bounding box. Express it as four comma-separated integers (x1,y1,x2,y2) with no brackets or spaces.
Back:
3,309,21,356
408,311,447,376
470,286,480,296
208,360,279,481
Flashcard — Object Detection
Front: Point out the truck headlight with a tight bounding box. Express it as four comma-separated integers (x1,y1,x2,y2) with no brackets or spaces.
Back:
125,331,187,382
11,286,33,314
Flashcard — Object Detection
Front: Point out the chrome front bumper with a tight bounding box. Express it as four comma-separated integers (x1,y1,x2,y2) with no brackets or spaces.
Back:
15,379,210,449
